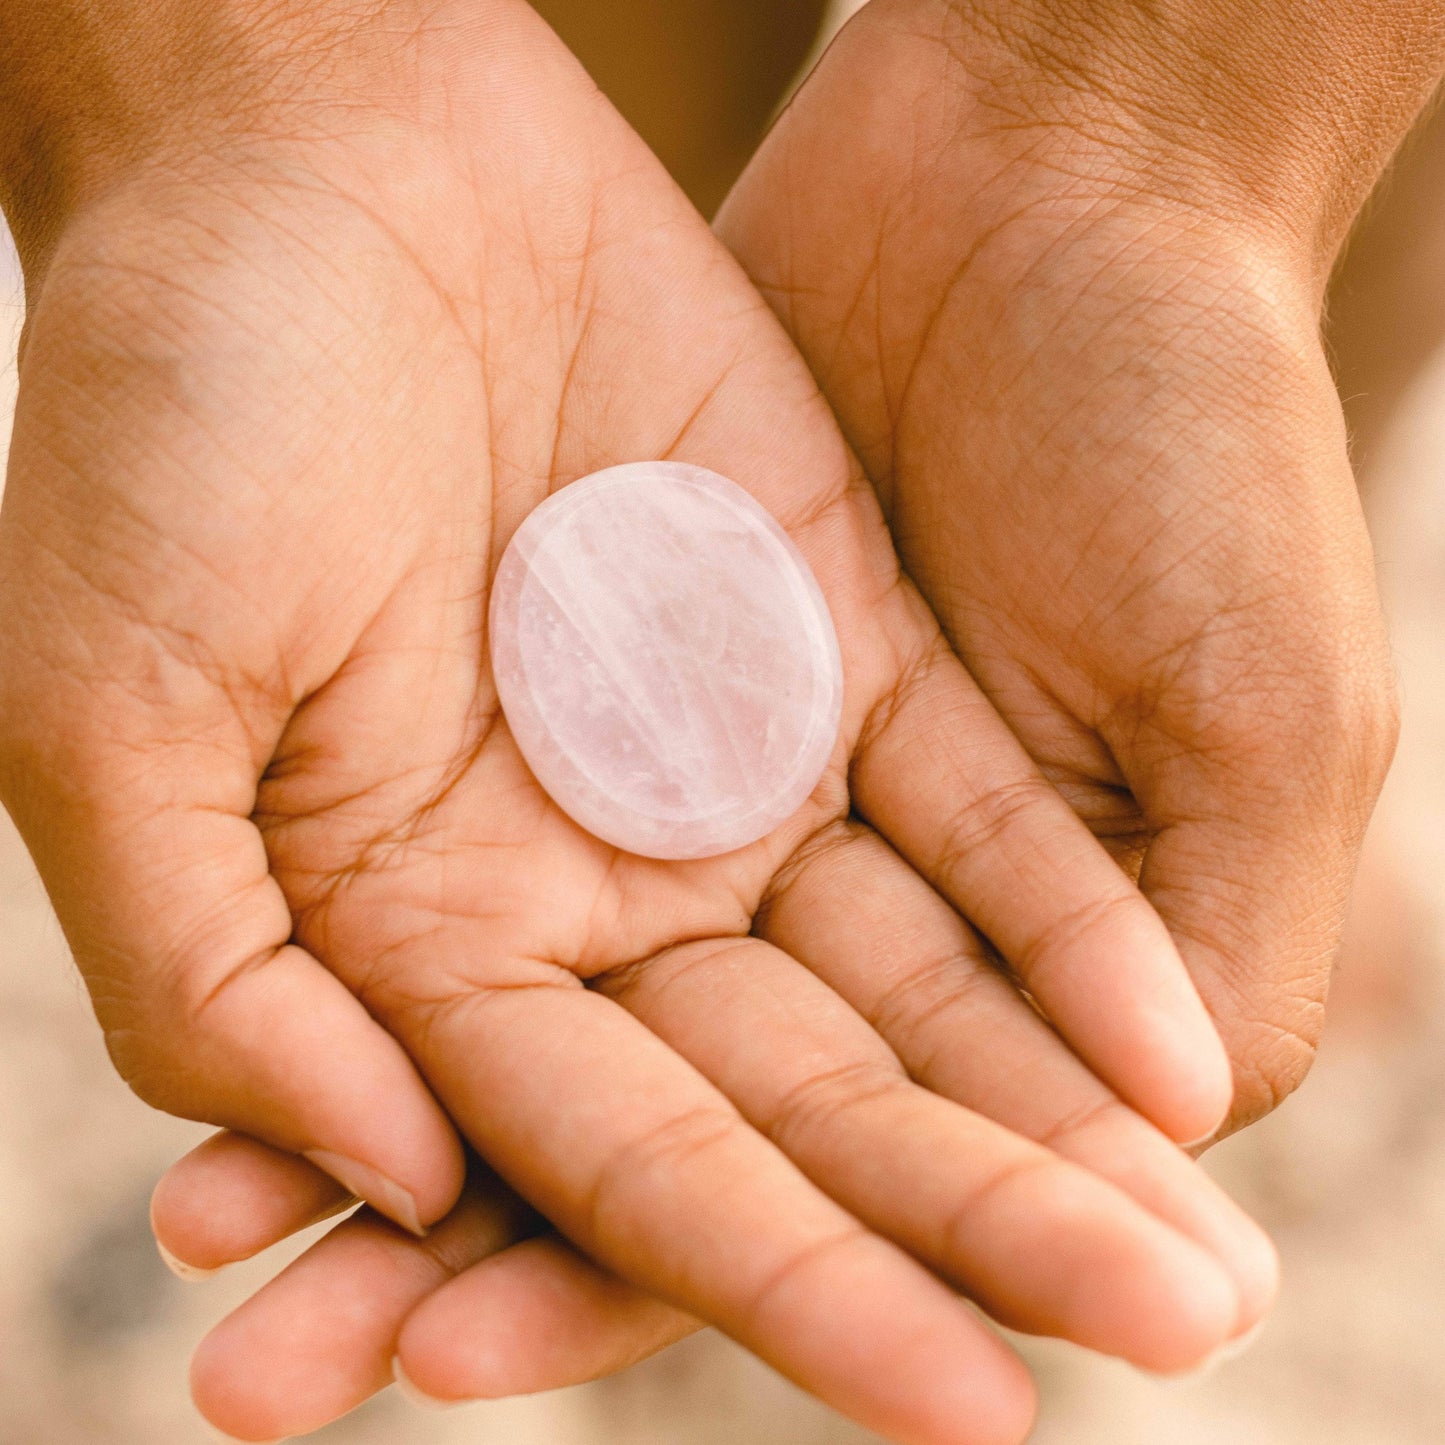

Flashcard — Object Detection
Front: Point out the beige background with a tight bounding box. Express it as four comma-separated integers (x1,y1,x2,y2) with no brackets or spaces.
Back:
4,122,1445,1445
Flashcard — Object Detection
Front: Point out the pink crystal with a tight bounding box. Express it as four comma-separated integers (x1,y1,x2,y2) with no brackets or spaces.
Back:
489,462,844,860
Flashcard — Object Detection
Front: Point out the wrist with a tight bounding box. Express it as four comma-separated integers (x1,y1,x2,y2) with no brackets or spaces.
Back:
920,0,1445,277
0,0,514,274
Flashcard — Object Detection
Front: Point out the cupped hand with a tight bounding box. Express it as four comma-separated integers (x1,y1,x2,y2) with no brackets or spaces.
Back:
0,1,1256,1441
155,873,1276,1437
718,0,1403,1138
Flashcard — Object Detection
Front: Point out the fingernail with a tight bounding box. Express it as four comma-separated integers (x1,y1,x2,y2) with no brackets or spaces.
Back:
392,1356,466,1411
303,1151,424,1237
1165,1318,1267,1382
155,1240,221,1282
305,1193,361,1229
1217,1316,1268,1362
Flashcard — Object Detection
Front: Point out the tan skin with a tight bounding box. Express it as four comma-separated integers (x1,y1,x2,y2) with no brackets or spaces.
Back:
1,2,1284,1442
162,1,1429,1437
3,0,1438,1440
163,5,1442,1439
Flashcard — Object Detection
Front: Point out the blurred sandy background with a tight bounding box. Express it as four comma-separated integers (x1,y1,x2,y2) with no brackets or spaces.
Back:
4,4,1445,1441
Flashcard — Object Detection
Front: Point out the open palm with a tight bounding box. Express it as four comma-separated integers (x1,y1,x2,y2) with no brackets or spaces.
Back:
0,4,1267,1443
720,0,1399,1135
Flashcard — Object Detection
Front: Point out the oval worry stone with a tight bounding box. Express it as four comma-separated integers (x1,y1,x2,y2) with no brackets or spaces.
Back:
489,462,844,860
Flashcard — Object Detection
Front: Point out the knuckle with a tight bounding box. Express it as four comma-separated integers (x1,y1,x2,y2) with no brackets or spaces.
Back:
170,943,275,1039
585,1106,743,1247
594,937,756,1010
934,776,1047,876
1033,1094,1130,1154
741,1227,873,1336
1014,889,1134,986
867,948,997,1070
938,1150,1059,1262
384,965,582,1054
763,1060,906,1157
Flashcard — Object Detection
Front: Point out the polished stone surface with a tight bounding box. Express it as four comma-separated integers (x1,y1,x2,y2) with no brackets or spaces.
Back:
489,462,843,859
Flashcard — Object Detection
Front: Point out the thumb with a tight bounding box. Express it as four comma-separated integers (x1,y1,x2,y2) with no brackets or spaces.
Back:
0,685,465,1235
1133,669,1398,1136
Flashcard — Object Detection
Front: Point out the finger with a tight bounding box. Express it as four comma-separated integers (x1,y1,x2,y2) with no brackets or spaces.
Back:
395,972,1037,1445
186,1157,691,1439
190,1168,662,1441
0,734,466,1237
150,1131,355,1276
394,1237,696,1405
849,622,1234,1145
757,822,1279,1333
149,1134,693,1395
155,818,1277,1340
1118,584,1397,1136
594,935,1238,1372
1140,797,1367,1135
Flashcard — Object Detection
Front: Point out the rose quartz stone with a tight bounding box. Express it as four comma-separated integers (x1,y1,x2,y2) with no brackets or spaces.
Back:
489,462,843,860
